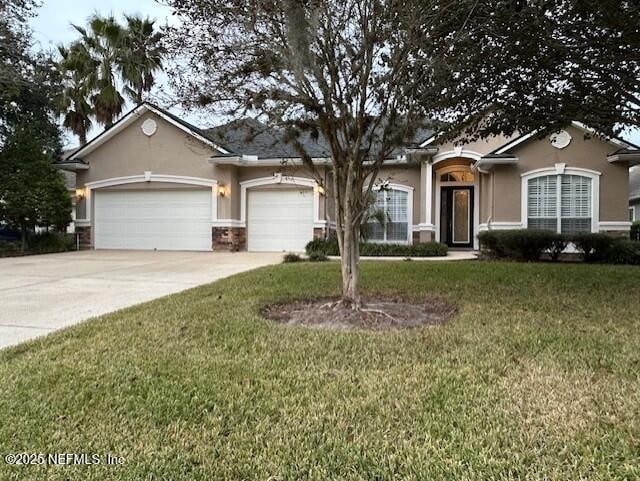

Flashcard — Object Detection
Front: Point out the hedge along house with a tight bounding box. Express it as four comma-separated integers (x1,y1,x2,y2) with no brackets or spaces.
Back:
57,102,640,252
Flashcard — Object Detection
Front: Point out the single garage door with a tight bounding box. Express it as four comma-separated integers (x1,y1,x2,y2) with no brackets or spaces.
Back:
94,189,212,251
247,189,314,252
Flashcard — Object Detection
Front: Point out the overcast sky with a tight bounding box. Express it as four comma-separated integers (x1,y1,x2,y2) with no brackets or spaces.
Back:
30,0,640,149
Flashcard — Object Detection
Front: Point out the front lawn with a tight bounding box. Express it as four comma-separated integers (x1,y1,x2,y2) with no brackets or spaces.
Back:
1,261,639,480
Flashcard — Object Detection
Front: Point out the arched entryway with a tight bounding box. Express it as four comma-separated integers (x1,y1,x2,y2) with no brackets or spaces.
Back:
434,160,480,249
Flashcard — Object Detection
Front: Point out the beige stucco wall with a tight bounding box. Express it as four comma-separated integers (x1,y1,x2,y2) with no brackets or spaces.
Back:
75,111,234,219
490,126,629,223
479,172,492,224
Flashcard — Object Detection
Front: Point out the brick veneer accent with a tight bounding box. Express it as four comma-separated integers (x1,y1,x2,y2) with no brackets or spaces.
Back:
76,226,92,249
213,227,246,251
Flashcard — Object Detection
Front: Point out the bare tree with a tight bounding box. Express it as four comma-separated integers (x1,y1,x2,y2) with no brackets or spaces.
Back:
166,0,439,308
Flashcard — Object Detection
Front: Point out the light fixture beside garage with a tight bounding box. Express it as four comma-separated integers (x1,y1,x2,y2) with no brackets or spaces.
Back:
75,188,85,199
218,185,227,197
314,185,325,195
141,118,158,137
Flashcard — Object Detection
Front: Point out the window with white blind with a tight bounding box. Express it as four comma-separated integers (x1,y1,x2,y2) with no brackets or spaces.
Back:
526,172,594,234
367,188,409,243
560,175,592,234
527,175,558,231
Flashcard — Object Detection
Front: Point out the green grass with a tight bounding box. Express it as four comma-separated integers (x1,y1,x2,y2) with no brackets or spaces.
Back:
1,261,639,480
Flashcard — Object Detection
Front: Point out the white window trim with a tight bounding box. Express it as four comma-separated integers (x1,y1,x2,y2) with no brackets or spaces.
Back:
239,174,324,228
77,173,219,225
435,164,480,249
520,164,600,233
367,183,414,245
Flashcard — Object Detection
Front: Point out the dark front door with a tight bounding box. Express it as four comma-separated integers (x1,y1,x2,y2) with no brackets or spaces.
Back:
440,187,474,248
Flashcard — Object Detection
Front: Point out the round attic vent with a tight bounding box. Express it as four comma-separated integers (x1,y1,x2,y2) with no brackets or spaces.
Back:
141,118,157,137
550,130,571,149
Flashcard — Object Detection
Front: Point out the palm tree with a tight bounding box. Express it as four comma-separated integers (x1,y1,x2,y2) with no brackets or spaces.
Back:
57,43,96,145
120,15,166,104
71,15,125,128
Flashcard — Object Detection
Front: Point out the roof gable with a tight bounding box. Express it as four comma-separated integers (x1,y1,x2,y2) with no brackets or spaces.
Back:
68,102,232,160
492,122,639,155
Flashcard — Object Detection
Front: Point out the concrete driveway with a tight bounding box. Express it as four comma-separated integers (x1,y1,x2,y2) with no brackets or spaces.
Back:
0,250,282,350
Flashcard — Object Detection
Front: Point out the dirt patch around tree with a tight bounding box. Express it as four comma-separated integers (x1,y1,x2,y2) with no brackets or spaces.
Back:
262,297,457,331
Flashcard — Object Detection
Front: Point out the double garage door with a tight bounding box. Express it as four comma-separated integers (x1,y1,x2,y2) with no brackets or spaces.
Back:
93,187,314,252
94,189,212,251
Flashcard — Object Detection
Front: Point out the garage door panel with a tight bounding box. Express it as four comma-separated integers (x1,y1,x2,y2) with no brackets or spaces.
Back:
94,190,212,251
247,189,314,252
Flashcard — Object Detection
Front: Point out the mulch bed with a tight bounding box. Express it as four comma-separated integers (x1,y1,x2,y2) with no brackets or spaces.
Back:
262,297,457,331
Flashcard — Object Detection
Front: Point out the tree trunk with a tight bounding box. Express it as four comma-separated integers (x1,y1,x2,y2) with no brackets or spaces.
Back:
339,222,361,308
334,162,362,309
20,227,26,254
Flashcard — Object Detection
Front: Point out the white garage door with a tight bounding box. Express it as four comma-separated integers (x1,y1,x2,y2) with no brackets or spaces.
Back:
247,189,314,252
94,189,212,251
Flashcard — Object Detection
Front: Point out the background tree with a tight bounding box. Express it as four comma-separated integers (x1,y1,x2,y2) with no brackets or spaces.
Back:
57,13,166,143
120,15,166,104
0,123,71,251
0,0,37,145
57,42,96,145
166,0,438,307
71,15,126,128
0,0,71,250
422,0,640,141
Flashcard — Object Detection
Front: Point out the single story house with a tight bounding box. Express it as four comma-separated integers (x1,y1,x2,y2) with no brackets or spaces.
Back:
630,166,639,222
57,102,640,252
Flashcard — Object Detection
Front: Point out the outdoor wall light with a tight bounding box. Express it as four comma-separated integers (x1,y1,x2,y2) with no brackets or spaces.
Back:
75,188,85,199
218,185,227,197
315,185,325,195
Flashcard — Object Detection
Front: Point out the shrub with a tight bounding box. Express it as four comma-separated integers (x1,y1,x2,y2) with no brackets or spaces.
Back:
631,221,640,241
283,252,303,263
305,237,448,257
571,233,613,262
476,231,506,258
308,251,329,262
0,240,20,256
305,237,338,256
28,232,74,254
478,229,558,261
604,239,640,265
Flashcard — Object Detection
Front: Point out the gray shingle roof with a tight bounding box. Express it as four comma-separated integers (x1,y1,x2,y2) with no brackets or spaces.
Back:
204,119,330,158
205,118,434,159
630,166,640,201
